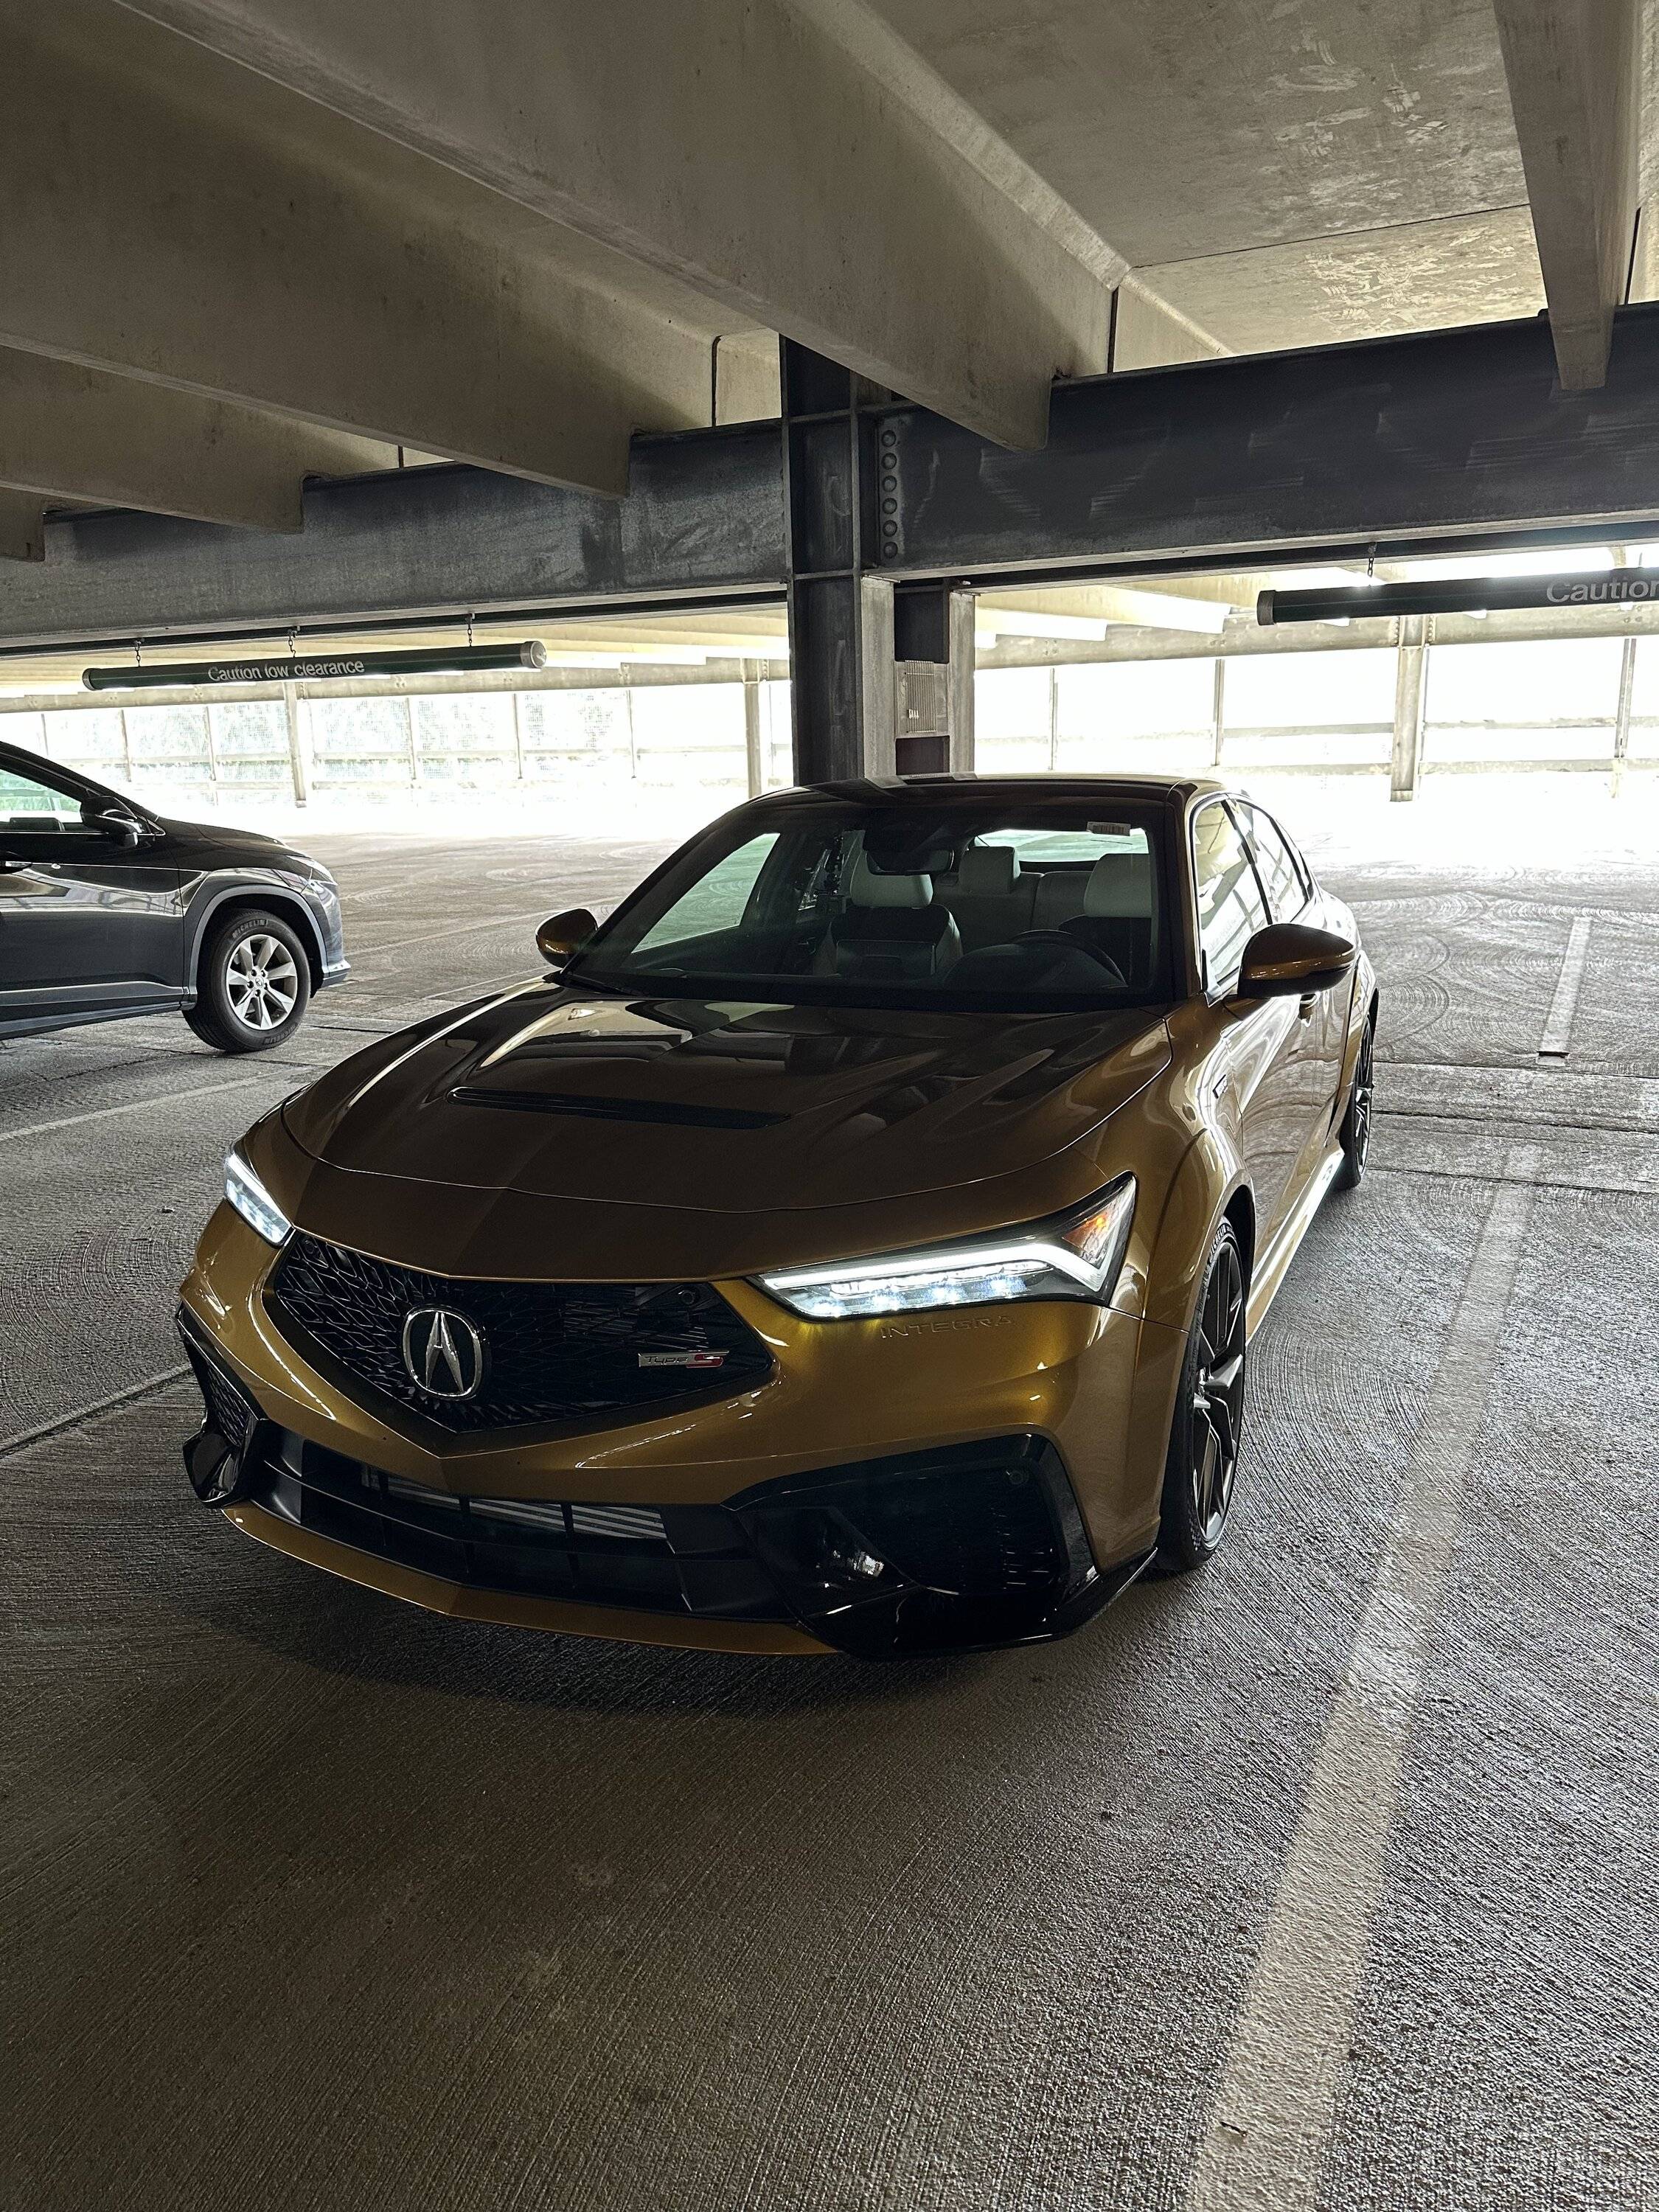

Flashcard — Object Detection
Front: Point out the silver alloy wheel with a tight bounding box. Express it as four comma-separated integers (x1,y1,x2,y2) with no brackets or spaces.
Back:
225,933,300,1031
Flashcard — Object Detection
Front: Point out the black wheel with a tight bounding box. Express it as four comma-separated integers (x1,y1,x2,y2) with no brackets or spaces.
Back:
185,909,311,1054
1334,1018,1374,1191
1156,1220,1248,1572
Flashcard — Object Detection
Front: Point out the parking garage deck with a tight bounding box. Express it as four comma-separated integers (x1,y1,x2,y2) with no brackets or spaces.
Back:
1,826,1654,2211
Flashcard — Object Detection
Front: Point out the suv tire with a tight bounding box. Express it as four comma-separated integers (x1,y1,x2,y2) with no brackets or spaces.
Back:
185,909,311,1054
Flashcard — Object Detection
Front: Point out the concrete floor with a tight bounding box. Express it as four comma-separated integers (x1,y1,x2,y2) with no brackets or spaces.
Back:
2,827,1655,2211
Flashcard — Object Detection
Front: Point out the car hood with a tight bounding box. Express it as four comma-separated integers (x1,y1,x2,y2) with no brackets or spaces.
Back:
158,815,320,872
283,982,1172,1214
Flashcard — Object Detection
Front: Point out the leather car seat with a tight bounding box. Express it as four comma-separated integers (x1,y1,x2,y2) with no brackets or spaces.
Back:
1060,849,1155,985
818,853,962,981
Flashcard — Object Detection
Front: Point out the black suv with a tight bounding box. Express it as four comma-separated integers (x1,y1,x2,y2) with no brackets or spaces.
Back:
0,739,346,1051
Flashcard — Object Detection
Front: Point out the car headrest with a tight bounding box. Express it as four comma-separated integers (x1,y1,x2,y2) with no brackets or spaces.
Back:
957,842,1020,897
1083,850,1152,918
847,852,933,909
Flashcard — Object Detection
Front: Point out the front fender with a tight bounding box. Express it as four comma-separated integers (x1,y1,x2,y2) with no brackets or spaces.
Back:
1337,953,1379,1100
181,872,330,996
1142,1124,1247,1338
1116,1126,1248,1537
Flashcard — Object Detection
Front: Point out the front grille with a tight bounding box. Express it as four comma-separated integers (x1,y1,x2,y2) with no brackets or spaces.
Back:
266,1231,773,1435
249,1429,785,1620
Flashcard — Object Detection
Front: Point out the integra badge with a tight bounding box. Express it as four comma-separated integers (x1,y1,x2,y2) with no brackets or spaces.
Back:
637,1349,729,1369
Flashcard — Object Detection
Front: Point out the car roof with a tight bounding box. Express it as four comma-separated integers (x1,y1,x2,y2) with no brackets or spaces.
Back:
771,772,1225,808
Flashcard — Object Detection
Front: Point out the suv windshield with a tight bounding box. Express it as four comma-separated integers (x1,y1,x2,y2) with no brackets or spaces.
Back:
567,799,1173,1011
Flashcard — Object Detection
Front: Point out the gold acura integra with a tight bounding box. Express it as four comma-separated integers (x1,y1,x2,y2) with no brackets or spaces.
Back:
179,776,1375,1660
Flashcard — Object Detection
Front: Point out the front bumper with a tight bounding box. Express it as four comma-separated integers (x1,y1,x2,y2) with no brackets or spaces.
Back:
178,1207,1170,1658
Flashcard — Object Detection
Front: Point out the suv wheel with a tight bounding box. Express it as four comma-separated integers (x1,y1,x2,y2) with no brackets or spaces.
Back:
185,910,311,1054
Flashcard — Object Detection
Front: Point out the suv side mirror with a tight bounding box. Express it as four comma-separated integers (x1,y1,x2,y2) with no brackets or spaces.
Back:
86,807,145,849
537,907,598,967
1234,922,1355,1001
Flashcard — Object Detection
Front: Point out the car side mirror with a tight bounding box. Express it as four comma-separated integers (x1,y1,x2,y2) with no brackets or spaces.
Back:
536,907,598,967
86,807,144,849
1234,922,1355,1002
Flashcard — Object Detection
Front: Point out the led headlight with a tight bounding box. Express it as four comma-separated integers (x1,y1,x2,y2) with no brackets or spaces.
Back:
224,1147,292,1246
757,1175,1135,1321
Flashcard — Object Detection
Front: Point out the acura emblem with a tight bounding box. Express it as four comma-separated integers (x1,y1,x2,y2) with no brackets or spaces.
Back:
400,1306,487,1400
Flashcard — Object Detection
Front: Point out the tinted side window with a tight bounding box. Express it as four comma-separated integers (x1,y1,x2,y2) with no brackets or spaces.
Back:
1242,807,1308,923
0,761,85,834
1192,802,1270,994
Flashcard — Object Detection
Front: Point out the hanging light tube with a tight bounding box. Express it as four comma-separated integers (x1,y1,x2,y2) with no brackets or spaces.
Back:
1256,571,1659,625
83,641,549,691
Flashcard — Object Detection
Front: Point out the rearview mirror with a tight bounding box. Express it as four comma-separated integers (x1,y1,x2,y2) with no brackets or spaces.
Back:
537,907,598,967
1234,922,1355,1002
86,807,144,849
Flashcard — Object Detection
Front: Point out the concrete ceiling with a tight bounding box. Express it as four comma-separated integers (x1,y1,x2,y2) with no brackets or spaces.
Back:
0,0,1647,565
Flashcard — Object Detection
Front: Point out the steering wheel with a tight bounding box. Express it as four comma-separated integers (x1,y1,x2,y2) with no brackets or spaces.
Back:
1012,930,1127,987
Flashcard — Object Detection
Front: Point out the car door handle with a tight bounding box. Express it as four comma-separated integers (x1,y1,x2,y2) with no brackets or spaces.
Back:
0,856,26,874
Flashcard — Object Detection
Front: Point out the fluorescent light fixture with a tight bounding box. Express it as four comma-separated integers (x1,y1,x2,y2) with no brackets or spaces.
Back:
757,1178,1135,1321
224,1149,291,1245
85,643,549,691
1259,568,1659,625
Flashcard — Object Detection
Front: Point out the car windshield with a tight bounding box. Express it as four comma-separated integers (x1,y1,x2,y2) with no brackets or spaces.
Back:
566,799,1173,1011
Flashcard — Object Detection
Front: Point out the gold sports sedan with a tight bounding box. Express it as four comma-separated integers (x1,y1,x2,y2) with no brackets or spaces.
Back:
178,775,1376,1660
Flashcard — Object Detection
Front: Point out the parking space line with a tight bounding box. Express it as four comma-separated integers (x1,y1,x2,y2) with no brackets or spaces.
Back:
1183,1144,1541,2212
0,1077,262,1147
1539,916,1592,1060
0,1366,191,1461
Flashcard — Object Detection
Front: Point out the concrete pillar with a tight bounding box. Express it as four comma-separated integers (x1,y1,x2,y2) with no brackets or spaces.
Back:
622,672,639,782
404,695,420,786
859,576,898,779
1047,666,1061,772
1211,658,1227,767
741,658,766,797
1612,633,1638,796
947,590,975,773
1391,616,1429,802
880,578,974,776
282,681,310,806
511,689,527,782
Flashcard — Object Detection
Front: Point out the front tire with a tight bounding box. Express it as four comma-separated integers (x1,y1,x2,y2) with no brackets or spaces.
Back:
1334,1018,1374,1191
1156,1219,1248,1572
185,910,311,1054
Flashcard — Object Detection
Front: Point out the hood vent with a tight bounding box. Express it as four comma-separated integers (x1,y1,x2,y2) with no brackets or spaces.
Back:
449,1085,786,1132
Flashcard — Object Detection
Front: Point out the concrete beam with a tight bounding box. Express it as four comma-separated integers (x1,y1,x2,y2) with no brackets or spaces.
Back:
114,0,1111,448
21,308,1659,652
0,349,389,533
0,493,46,564
0,437,785,652
1494,0,1641,390
1,3,720,495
